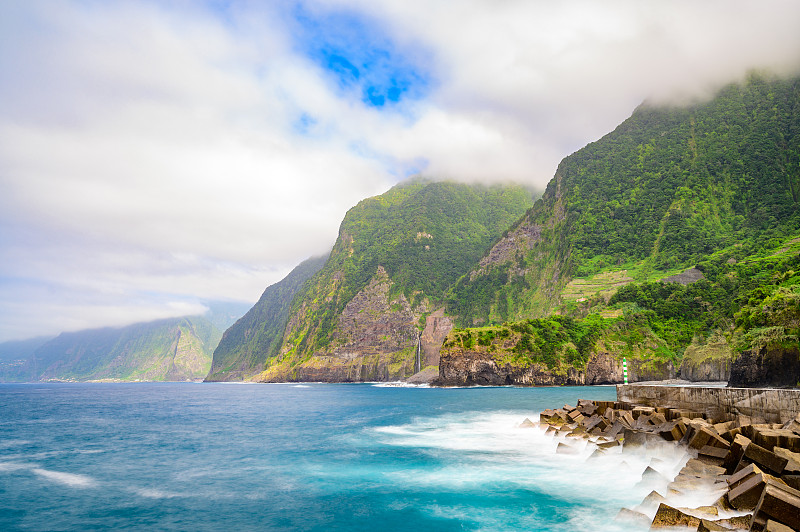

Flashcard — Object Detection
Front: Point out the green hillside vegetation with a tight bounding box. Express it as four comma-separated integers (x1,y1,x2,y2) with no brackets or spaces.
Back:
206,255,327,381
444,232,800,374
259,179,534,378
0,303,249,382
449,74,800,327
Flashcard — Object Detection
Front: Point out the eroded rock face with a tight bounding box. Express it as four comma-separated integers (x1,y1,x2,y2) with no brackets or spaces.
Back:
420,308,453,367
436,348,584,386
331,266,419,356
680,357,731,382
257,267,431,382
585,353,622,384
729,347,800,388
437,349,678,387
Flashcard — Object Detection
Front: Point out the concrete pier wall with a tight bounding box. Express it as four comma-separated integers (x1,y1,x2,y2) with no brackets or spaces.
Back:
616,384,800,424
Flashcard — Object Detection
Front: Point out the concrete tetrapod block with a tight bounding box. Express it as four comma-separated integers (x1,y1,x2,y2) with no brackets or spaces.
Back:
697,518,728,531
727,472,787,511
556,442,581,455
743,441,789,475
781,474,800,491
763,519,796,532
751,481,800,531
728,463,764,491
724,434,752,474
650,503,701,528
699,445,731,460
621,429,647,450
773,447,800,474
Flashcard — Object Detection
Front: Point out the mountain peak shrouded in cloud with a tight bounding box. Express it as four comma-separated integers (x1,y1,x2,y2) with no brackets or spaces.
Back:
1,0,800,342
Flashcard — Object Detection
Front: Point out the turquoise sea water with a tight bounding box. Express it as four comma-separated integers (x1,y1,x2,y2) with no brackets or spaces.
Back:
1,383,683,531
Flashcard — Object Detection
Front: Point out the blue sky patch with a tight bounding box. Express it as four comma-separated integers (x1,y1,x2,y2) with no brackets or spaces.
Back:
290,4,432,109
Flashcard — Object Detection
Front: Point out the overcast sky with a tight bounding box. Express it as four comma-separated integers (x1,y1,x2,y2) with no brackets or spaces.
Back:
1,0,799,342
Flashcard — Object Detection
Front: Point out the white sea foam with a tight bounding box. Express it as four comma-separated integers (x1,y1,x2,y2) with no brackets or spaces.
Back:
32,468,96,488
0,439,32,449
134,487,182,499
372,382,429,388
372,410,693,528
292,385,310,388
0,461,30,472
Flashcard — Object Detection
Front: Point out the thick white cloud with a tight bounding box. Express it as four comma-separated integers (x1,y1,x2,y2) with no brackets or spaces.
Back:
1,0,799,341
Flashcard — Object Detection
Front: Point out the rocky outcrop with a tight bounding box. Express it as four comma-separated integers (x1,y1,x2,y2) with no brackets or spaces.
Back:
255,267,426,382
660,267,705,285
584,352,624,384
729,347,800,388
436,348,584,386
680,357,731,382
438,348,676,387
420,308,453,367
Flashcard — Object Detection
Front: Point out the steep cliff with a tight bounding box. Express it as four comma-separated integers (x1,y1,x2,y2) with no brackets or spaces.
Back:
0,304,247,382
438,74,800,387
206,255,327,381
728,347,800,388
251,180,533,382
448,74,800,326
16,317,216,382
435,317,678,387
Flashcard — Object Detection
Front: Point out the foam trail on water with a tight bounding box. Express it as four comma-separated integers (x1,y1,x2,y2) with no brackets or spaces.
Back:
133,487,183,499
32,468,97,488
0,461,30,472
372,411,692,530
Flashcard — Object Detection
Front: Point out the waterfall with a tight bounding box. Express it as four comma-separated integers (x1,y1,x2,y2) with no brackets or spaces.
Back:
415,333,421,374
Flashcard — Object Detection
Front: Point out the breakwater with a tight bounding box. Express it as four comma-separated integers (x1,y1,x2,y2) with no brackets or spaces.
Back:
534,390,800,530
617,384,800,425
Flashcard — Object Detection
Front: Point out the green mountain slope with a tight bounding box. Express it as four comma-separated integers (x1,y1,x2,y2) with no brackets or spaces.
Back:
0,304,249,382
205,255,327,381
254,179,534,382
449,74,800,326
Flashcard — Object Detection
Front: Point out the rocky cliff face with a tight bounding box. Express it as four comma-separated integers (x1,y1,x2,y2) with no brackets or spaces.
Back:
679,357,731,382
728,346,800,388
254,267,425,382
436,347,678,387
420,308,454,368
206,256,326,382
245,180,533,382
437,348,584,386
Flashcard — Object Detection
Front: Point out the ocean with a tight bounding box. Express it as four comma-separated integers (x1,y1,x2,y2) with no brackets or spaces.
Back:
0,383,690,531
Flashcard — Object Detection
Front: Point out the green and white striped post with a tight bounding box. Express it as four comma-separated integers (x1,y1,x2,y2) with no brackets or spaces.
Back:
623,357,628,385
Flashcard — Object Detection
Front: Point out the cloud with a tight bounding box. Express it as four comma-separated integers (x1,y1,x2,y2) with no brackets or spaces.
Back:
1,0,799,341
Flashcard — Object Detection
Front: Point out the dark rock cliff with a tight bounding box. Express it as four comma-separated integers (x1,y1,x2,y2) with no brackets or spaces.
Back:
728,347,800,388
